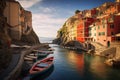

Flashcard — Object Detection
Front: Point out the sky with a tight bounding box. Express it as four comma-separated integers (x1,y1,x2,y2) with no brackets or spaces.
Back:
17,0,115,38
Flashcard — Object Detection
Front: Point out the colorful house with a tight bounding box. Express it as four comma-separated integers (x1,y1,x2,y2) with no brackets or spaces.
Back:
95,13,120,47
89,23,97,42
77,17,95,43
96,17,108,46
77,19,85,43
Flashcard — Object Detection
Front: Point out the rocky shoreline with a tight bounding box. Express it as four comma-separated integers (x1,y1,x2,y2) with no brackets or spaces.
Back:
53,39,120,68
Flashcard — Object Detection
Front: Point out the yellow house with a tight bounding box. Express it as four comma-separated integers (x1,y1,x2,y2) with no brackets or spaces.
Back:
66,19,72,41
4,1,22,40
73,20,79,40
70,21,77,41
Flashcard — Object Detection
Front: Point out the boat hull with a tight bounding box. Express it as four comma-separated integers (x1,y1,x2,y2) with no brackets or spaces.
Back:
29,57,54,79
30,64,53,79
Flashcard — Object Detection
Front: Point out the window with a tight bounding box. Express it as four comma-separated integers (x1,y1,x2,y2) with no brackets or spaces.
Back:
99,32,101,36
111,32,114,35
98,26,100,29
89,33,91,36
94,27,96,30
110,24,114,29
94,33,96,36
103,24,105,28
102,32,105,35
102,19,104,24
89,27,91,30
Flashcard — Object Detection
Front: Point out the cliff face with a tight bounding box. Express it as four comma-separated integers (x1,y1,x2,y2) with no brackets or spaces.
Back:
0,0,40,74
53,13,80,45
20,11,40,45
0,0,12,72
21,30,40,45
20,10,40,45
0,0,11,48
3,0,40,45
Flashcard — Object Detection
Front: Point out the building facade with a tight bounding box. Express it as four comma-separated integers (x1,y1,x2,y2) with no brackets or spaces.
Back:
77,19,85,43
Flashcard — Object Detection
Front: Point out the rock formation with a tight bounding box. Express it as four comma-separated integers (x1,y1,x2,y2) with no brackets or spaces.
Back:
53,12,80,45
3,0,40,45
0,0,12,73
0,0,11,48
21,30,40,45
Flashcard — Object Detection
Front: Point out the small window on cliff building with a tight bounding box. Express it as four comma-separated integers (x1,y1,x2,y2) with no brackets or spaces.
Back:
94,27,96,30
111,32,114,35
94,33,96,36
102,32,105,35
98,26,100,29
98,32,101,36
110,24,114,29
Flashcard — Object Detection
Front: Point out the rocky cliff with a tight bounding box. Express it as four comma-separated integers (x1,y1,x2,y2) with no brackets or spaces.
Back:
0,0,40,75
0,0,12,73
53,11,80,45
0,0,11,48
21,30,40,45
3,0,40,45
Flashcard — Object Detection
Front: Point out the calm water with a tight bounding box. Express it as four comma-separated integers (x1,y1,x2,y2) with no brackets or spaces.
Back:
39,37,54,43
33,44,120,80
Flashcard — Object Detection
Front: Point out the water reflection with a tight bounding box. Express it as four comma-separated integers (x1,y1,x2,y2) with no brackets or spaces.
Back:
90,56,107,79
67,51,84,75
29,44,120,80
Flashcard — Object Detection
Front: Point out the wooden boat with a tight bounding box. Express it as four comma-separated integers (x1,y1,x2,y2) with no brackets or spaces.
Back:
37,51,53,59
29,57,54,78
48,48,55,51
32,49,54,54
37,52,49,59
38,50,54,54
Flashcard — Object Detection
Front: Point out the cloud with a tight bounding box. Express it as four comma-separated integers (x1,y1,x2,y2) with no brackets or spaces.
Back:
16,0,42,8
32,13,66,38
33,14,65,25
42,7,54,13
16,0,69,38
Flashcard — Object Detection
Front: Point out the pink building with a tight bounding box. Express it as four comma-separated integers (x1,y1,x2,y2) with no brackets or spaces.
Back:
97,14,120,47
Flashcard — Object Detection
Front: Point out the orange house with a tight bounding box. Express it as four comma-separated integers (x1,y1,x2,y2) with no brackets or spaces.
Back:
77,19,85,43
77,18,95,43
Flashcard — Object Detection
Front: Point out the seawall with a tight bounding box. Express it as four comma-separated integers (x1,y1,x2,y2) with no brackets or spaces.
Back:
4,45,47,80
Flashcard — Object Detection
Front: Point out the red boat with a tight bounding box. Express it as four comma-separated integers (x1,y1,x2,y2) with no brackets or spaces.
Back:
29,57,54,78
